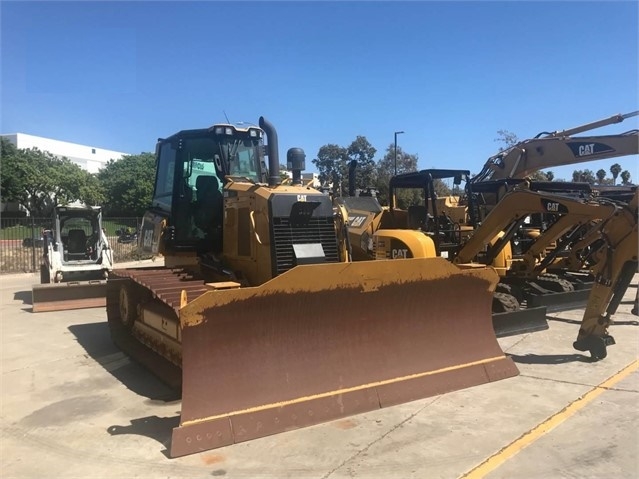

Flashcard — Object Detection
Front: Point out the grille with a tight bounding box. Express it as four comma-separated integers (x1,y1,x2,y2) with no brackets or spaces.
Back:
272,216,340,275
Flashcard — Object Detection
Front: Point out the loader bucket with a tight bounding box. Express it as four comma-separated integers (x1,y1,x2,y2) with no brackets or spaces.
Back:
32,281,107,313
171,257,518,457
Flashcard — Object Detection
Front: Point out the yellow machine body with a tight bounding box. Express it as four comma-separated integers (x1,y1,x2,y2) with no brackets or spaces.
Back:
106,118,518,457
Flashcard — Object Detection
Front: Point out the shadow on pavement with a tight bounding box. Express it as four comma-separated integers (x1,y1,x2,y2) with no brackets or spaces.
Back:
69,322,179,402
547,315,639,326
14,290,32,305
508,353,591,365
108,414,180,456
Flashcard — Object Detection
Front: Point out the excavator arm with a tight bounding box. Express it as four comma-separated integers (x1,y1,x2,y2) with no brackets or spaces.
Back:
572,189,638,359
473,111,638,183
454,187,620,268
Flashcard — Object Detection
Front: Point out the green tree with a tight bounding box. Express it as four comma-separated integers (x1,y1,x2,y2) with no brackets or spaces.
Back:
596,169,607,185
346,136,377,191
572,169,597,185
528,170,550,181
97,153,155,216
494,129,519,151
374,144,420,206
610,163,622,185
545,171,555,182
312,137,377,197
620,170,632,185
279,163,289,183
1,139,103,216
312,144,348,196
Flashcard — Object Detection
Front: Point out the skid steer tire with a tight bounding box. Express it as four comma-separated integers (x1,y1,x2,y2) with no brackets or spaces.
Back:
40,265,50,284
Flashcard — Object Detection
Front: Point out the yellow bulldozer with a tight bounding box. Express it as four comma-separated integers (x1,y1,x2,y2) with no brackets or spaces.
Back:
105,117,518,457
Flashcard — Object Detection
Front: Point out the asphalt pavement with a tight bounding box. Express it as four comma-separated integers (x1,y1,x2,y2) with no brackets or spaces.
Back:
1,266,637,479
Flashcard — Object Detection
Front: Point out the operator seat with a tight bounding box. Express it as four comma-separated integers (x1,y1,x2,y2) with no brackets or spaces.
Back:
67,229,87,255
407,205,429,230
194,175,223,234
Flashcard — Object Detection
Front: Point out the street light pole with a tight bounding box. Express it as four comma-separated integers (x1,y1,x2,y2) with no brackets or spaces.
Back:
394,131,404,176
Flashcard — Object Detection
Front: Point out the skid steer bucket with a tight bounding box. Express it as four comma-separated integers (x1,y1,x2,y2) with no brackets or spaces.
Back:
32,281,107,313
171,258,518,457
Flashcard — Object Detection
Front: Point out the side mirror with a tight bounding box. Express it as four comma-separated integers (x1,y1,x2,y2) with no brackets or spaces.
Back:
454,174,462,185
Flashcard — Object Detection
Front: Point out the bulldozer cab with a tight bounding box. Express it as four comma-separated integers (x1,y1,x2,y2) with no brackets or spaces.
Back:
140,124,266,256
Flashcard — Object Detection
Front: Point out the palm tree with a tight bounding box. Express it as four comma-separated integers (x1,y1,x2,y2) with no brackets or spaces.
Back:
620,170,632,185
610,163,622,185
596,169,607,185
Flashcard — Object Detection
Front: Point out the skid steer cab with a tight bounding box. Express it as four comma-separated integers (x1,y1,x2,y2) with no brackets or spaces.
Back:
32,204,113,312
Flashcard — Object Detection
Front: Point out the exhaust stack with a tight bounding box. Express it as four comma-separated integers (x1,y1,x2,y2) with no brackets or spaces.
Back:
348,160,357,196
259,117,281,187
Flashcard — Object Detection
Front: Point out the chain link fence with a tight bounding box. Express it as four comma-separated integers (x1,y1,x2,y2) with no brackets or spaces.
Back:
0,216,150,274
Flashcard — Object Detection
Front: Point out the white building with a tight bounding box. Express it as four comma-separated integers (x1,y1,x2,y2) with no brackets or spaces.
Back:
1,133,130,174
281,170,321,187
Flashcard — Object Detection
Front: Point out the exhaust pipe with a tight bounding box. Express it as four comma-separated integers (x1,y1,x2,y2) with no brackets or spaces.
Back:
348,160,357,196
259,116,281,187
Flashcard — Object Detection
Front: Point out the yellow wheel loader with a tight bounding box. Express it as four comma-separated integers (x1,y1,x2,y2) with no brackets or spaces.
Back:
105,117,518,457
32,204,113,312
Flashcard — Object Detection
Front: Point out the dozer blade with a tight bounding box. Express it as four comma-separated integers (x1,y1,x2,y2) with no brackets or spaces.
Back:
172,258,518,457
492,306,549,338
32,281,107,313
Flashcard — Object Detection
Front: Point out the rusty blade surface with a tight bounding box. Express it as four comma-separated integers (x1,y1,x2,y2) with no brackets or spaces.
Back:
32,281,107,313
172,258,518,457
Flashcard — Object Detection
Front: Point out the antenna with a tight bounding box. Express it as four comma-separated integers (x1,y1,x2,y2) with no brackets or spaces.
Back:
223,110,231,123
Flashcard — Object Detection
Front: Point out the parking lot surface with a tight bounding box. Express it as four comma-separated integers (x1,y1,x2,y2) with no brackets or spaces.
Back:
1,266,637,479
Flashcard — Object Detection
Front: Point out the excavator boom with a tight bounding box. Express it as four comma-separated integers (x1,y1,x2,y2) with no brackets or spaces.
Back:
474,111,638,183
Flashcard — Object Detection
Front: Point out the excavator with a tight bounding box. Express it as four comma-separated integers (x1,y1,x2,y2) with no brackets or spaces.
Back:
105,117,518,457
31,204,113,312
470,110,638,221
452,185,635,293
342,165,637,336
370,185,638,360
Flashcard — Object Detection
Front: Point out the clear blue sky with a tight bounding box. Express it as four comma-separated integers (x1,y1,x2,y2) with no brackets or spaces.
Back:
2,1,638,182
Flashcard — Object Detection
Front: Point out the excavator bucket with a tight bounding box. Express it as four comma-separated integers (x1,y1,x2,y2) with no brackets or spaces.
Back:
32,280,107,312
171,258,518,457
